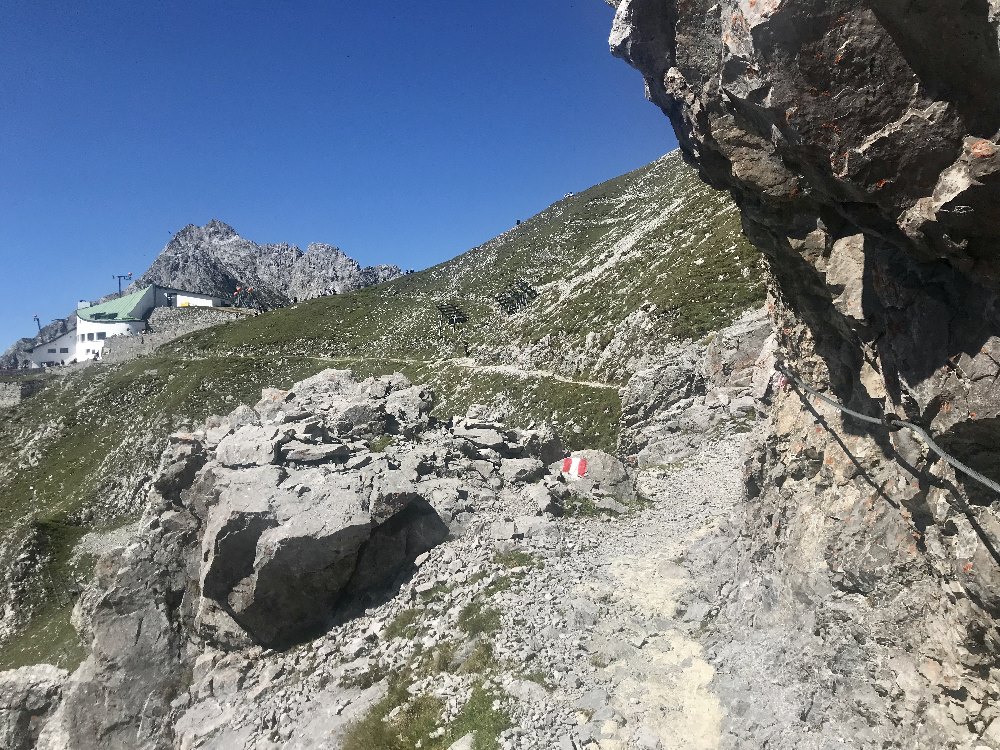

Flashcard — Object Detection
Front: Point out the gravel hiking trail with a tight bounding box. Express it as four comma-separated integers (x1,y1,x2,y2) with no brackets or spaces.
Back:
522,434,744,750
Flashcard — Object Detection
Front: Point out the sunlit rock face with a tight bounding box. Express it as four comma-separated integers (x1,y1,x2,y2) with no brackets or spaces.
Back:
136,219,402,308
612,2,1000,746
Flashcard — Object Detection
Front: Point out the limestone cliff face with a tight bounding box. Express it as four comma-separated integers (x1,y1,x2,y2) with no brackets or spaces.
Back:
611,1,1000,746
136,220,403,308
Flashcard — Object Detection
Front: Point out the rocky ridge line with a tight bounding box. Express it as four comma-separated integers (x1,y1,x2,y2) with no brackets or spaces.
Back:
135,219,403,310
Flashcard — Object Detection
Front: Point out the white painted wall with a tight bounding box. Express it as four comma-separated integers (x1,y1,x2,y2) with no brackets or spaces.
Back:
27,329,77,368
29,285,224,367
150,287,222,308
175,292,220,307
75,318,146,361
71,286,157,361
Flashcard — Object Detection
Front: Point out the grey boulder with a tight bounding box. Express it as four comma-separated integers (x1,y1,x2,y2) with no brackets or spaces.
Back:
199,465,447,647
0,665,67,750
499,458,545,485
215,425,284,467
551,449,635,503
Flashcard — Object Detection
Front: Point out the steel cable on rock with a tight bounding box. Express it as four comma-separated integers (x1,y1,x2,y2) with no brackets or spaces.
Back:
775,361,1000,499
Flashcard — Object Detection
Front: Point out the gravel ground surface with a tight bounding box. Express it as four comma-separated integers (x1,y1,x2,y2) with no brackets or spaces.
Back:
172,434,745,749
71,521,141,562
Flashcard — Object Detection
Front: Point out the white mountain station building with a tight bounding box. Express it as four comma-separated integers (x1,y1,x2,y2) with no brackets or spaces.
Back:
28,329,78,368
27,285,224,367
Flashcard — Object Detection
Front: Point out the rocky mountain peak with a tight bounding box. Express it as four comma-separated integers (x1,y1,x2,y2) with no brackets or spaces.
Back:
1,221,402,367
170,219,238,247
304,242,348,258
135,220,402,307
202,218,238,239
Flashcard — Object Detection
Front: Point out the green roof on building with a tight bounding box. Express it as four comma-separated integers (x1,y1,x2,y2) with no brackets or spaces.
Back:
76,288,149,323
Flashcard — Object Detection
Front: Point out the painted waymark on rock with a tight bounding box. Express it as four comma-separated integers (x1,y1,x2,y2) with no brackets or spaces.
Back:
561,456,589,477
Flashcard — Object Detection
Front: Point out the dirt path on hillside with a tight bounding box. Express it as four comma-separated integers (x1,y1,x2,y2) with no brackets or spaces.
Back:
443,358,619,390
252,353,621,391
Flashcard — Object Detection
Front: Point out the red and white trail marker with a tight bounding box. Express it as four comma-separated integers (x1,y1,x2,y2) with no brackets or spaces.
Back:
561,456,588,478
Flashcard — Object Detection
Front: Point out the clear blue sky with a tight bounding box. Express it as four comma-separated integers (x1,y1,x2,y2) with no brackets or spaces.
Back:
0,1,676,346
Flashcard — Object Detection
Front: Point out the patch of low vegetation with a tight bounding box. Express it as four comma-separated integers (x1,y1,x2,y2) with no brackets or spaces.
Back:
467,570,489,586
705,413,757,441
418,582,454,603
447,682,512,750
339,660,391,691
521,670,554,691
458,639,499,675
415,363,621,453
481,575,515,597
457,601,502,637
0,600,86,671
369,434,394,452
563,493,600,517
418,640,458,676
649,461,687,473
342,678,444,750
343,634,510,750
343,675,511,750
590,652,611,669
383,608,423,641
493,549,535,568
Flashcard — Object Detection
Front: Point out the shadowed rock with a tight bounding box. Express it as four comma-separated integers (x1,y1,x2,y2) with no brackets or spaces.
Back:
0,666,67,750
610,1,1000,746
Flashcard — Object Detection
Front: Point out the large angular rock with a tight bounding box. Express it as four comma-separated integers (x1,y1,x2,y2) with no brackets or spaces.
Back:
331,402,382,437
253,387,295,423
499,457,545,485
281,440,349,463
702,308,772,389
453,426,508,451
551,450,635,503
199,463,447,647
517,423,565,465
27,370,454,747
215,425,284,467
348,497,449,596
0,665,67,750
384,385,434,436
38,439,206,750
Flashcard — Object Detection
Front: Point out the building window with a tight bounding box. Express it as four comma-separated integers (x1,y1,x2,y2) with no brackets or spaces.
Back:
60,347,69,353
79,334,85,342
47,348,56,353
87,333,94,341
96,332,106,340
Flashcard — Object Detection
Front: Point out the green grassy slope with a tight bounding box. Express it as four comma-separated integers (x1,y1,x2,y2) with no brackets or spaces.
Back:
175,153,760,380
0,152,763,669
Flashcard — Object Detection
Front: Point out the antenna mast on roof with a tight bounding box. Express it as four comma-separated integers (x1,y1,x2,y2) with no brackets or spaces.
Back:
33,315,41,331
113,272,133,296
